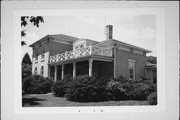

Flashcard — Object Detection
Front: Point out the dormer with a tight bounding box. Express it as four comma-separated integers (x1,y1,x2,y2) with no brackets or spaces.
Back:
73,38,99,51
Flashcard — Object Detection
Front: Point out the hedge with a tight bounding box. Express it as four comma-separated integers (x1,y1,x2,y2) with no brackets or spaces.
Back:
52,74,157,103
22,75,53,94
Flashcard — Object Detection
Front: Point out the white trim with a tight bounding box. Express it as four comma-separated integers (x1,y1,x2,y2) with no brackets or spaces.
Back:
118,46,144,55
53,39,72,45
128,59,136,62
118,46,130,51
128,60,136,79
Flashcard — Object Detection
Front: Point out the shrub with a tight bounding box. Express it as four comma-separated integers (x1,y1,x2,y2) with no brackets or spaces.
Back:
23,75,53,94
106,76,157,101
105,78,126,100
65,75,109,102
123,79,155,100
147,92,157,105
52,74,72,97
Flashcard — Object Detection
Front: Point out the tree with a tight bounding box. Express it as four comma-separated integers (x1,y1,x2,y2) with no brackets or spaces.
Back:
21,16,44,46
22,63,32,80
22,53,32,79
22,53,32,64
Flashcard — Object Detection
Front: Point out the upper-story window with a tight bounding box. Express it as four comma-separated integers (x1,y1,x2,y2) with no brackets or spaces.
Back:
130,48,134,54
34,67,38,74
35,52,38,63
40,66,44,76
41,51,45,61
128,59,136,80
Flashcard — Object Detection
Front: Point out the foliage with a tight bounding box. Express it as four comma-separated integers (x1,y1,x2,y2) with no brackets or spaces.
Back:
105,78,126,100
65,75,109,102
22,63,32,80
52,74,157,102
21,16,44,46
22,75,53,94
52,74,72,97
105,76,157,101
147,92,157,105
22,53,32,64
22,53,32,94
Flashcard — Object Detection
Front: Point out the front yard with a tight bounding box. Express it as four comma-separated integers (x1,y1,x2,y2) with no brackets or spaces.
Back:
22,93,149,107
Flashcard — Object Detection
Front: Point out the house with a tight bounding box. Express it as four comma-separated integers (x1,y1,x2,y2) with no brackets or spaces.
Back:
29,25,152,82
146,62,157,83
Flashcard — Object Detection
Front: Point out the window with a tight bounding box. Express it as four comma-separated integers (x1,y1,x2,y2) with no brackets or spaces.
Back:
130,48,134,54
34,67,38,74
128,60,135,79
35,56,38,62
41,51,45,61
40,66,44,76
35,52,38,63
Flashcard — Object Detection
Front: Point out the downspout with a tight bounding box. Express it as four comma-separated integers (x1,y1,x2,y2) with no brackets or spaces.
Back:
113,43,119,79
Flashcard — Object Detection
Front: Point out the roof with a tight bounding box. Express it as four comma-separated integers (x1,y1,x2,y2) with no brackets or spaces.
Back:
73,38,99,45
95,39,151,53
146,62,156,67
29,34,79,47
29,34,151,53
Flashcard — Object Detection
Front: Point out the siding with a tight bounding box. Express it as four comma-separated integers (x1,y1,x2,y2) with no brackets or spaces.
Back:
115,49,146,79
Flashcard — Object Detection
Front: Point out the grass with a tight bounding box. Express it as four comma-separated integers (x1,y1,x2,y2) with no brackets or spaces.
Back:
22,93,149,107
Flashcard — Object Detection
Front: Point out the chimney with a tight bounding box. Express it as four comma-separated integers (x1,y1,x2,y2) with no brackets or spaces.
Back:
105,25,113,40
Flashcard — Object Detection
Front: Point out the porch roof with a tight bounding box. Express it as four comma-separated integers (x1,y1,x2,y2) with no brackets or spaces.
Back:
48,55,113,66
146,62,156,69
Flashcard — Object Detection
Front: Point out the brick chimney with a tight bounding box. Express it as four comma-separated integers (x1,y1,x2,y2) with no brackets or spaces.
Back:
105,25,113,40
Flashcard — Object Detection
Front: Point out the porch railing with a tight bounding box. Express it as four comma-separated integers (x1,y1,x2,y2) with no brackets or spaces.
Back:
49,45,113,63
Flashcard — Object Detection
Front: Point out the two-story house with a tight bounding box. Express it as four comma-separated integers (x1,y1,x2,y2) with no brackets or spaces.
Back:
29,25,152,82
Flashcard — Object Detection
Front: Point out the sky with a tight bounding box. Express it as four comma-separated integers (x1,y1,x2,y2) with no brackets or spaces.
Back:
21,15,156,59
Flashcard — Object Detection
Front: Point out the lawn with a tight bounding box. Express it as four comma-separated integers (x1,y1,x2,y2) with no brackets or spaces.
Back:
22,93,149,107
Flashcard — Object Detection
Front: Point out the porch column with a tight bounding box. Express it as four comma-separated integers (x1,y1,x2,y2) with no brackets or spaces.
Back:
54,65,57,82
73,62,76,77
89,59,93,77
61,64,64,79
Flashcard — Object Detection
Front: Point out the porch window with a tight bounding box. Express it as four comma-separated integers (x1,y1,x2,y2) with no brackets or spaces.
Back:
34,67,38,74
128,60,136,79
40,66,44,76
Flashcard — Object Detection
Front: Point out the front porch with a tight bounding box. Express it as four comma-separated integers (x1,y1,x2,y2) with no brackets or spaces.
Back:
48,55,114,82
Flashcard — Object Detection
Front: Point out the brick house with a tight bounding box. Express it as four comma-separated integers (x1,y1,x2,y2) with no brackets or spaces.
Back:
29,25,152,82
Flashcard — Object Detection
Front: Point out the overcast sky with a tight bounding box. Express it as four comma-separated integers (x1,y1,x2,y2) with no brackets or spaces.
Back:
21,15,156,59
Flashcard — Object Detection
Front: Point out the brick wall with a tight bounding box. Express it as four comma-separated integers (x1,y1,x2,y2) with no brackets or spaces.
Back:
115,49,146,79
49,41,73,56
31,37,73,77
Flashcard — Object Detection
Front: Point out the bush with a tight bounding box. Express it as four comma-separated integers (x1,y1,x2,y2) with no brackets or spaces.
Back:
23,75,53,94
123,79,155,100
105,76,157,101
147,92,157,105
105,78,126,100
65,75,109,102
52,74,71,97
